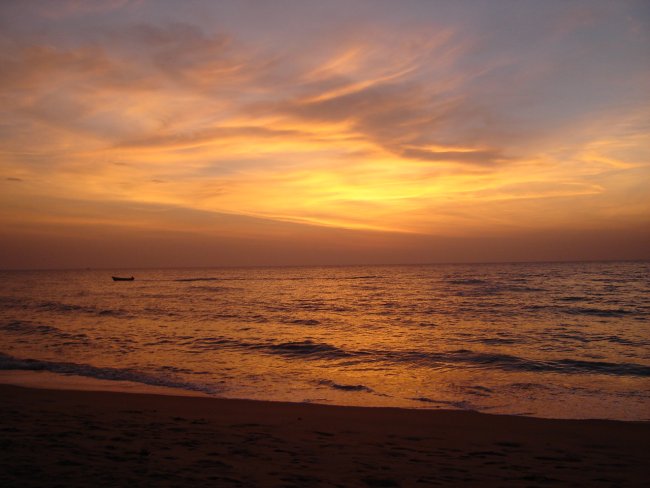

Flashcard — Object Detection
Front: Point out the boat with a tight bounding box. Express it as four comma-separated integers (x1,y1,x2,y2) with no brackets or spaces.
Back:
112,276,134,281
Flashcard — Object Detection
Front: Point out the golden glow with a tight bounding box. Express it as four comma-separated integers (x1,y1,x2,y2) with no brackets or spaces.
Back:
1,1,649,266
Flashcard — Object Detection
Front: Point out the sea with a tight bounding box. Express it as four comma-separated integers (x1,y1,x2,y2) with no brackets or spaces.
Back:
1,262,648,420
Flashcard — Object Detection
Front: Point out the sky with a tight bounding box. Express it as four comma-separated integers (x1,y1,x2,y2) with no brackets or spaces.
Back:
1,0,649,268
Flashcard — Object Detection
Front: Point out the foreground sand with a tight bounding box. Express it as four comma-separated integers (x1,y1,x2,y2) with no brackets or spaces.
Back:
1,384,648,487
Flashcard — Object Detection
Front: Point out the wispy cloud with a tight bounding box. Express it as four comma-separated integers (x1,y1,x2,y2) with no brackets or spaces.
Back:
0,0,648,260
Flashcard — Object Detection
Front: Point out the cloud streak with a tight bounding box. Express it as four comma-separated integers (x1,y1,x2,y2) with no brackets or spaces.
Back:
0,0,648,265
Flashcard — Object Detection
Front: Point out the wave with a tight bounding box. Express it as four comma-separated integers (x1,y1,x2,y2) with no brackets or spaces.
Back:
262,341,353,360
523,304,642,317
318,380,374,392
172,333,650,377
476,337,518,345
605,335,648,347
562,306,637,317
4,317,647,378
0,297,129,318
447,278,488,285
409,397,475,409
339,275,380,280
508,382,550,390
446,279,546,295
390,349,650,377
546,331,649,347
0,320,90,343
553,358,650,376
292,344,650,377
180,336,356,361
36,300,128,317
285,319,321,326
174,277,221,282
0,352,217,394
190,285,236,293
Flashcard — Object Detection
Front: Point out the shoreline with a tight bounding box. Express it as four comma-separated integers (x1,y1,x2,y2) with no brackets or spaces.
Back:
0,369,647,422
2,383,649,486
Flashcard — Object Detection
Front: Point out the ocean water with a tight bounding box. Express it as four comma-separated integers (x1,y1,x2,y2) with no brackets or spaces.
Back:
1,262,648,420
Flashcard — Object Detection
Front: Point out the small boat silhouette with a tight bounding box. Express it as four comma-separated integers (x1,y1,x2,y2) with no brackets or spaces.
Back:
112,276,134,281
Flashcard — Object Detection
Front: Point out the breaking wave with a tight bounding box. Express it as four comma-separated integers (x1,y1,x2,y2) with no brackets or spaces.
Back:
0,352,217,394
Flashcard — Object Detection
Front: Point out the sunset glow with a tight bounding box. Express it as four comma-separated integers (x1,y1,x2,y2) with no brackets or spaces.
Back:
1,0,649,267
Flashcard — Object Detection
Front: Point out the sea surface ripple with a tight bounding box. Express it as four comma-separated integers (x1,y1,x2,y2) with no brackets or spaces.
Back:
0,262,648,420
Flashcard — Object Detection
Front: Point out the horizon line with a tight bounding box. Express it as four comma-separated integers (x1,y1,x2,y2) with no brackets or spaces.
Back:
1,257,648,272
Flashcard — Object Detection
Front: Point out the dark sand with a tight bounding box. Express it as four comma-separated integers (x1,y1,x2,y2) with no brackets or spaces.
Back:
1,384,648,487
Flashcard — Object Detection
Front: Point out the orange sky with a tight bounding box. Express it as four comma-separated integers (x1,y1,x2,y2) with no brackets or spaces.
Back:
1,0,649,268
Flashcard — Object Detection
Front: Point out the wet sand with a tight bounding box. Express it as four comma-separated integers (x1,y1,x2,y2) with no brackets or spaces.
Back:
1,384,648,487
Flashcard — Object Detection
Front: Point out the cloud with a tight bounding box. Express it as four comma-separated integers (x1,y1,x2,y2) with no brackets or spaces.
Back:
118,22,263,91
251,67,507,166
0,0,648,261
117,126,309,150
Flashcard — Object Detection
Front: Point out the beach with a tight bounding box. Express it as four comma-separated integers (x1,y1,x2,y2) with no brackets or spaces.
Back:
2,383,648,487
3,0,649,485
